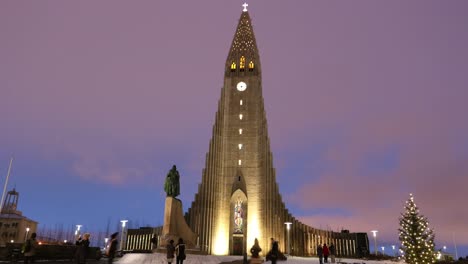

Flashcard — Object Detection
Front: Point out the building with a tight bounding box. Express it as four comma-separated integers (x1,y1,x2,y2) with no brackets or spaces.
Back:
0,189,38,245
184,7,369,256
124,226,162,252
125,6,369,257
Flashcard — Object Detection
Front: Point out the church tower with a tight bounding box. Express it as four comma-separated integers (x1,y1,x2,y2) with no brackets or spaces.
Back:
186,6,368,257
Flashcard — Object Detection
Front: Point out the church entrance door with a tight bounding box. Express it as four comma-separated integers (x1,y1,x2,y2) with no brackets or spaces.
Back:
232,235,244,255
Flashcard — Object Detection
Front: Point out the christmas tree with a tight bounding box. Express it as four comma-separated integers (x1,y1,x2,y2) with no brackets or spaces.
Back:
398,193,436,264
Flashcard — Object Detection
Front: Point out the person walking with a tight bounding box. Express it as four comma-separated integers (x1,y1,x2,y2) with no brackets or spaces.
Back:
317,244,324,264
268,237,279,264
107,232,118,264
150,234,158,252
175,238,186,264
166,239,176,264
323,243,330,263
75,233,91,264
329,244,336,263
23,232,38,264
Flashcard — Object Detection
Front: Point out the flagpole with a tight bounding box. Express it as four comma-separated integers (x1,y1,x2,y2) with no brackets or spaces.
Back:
0,157,13,212
452,233,458,260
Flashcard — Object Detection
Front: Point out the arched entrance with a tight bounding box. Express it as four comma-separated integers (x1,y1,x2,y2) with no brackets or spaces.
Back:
230,189,247,255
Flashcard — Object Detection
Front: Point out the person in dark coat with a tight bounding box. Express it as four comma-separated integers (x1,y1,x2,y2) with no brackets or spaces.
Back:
150,234,158,252
75,233,91,264
267,237,279,264
317,244,324,264
329,244,336,263
166,239,176,264
175,238,186,264
107,232,118,264
23,232,38,264
323,243,330,263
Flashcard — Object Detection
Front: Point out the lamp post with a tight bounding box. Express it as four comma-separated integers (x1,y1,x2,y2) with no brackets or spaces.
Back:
285,222,292,256
75,225,82,240
24,227,30,242
120,220,128,251
105,238,109,249
392,245,396,257
381,246,385,255
370,230,378,255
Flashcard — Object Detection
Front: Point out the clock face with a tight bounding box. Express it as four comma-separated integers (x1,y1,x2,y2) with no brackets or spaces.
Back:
236,81,247,91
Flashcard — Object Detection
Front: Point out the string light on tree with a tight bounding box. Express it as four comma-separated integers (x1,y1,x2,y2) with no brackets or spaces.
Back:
398,193,436,264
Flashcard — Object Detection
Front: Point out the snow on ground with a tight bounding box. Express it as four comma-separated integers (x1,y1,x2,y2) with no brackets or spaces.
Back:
116,253,404,264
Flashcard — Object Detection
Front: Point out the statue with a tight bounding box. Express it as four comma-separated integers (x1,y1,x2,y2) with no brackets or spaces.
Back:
164,165,180,198
250,238,262,258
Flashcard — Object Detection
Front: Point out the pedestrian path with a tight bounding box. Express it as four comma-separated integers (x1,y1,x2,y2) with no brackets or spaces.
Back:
116,253,403,264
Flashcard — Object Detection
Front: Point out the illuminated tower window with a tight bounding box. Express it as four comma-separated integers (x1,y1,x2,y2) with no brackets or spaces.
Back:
231,62,236,72
239,114,243,120
249,61,254,71
238,144,243,150
240,99,243,105
239,128,243,135
240,56,245,71
238,160,242,166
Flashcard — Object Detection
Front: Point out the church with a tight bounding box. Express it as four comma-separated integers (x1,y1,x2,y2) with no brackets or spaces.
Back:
125,5,369,257
184,5,368,256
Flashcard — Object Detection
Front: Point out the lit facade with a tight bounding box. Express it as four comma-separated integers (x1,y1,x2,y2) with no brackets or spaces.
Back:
184,9,369,257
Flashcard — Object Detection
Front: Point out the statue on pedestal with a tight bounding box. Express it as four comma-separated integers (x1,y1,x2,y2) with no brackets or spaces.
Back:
161,165,198,249
164,165,180,198
250,238,263,263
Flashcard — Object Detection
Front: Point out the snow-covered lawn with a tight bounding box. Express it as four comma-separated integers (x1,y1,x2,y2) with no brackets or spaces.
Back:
116,253,403,264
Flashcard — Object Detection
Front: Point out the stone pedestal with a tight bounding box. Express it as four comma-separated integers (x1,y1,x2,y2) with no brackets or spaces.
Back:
161,197,197,248
249,257,264,264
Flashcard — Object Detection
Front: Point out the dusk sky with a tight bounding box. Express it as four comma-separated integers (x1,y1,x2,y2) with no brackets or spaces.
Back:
1,1,467,257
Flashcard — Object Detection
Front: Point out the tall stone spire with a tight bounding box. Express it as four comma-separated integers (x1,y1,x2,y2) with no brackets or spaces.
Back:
225,10,261,76
184,6,369,257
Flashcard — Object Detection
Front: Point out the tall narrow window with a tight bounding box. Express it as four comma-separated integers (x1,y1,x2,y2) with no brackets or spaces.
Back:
238,144,243,150
238,160,242,166
239,128,243,135
231,62,237,71
249,61,254,70
240,99,243,106
239,114,243,120
240,56,245,70
233,197,243,233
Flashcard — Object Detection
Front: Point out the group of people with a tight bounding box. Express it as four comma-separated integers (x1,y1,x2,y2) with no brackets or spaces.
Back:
317,243,336,264
165,238,186,264
20,231,114,264
75,232,119,264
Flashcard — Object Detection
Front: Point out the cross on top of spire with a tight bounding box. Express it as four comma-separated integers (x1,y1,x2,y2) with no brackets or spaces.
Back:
242,3,248,12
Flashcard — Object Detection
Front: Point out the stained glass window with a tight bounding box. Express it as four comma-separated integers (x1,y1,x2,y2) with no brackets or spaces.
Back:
234,197,244,233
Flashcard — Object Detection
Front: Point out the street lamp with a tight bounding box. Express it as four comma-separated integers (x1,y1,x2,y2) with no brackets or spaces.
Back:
24,227,30,242
392,245,396,257
285,222,292,256
120,220,128,251
75,224,82,240
381,246,385,255
370,230,378,255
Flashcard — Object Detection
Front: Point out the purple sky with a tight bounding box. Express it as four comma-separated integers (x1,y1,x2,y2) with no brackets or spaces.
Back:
1,1,468,256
